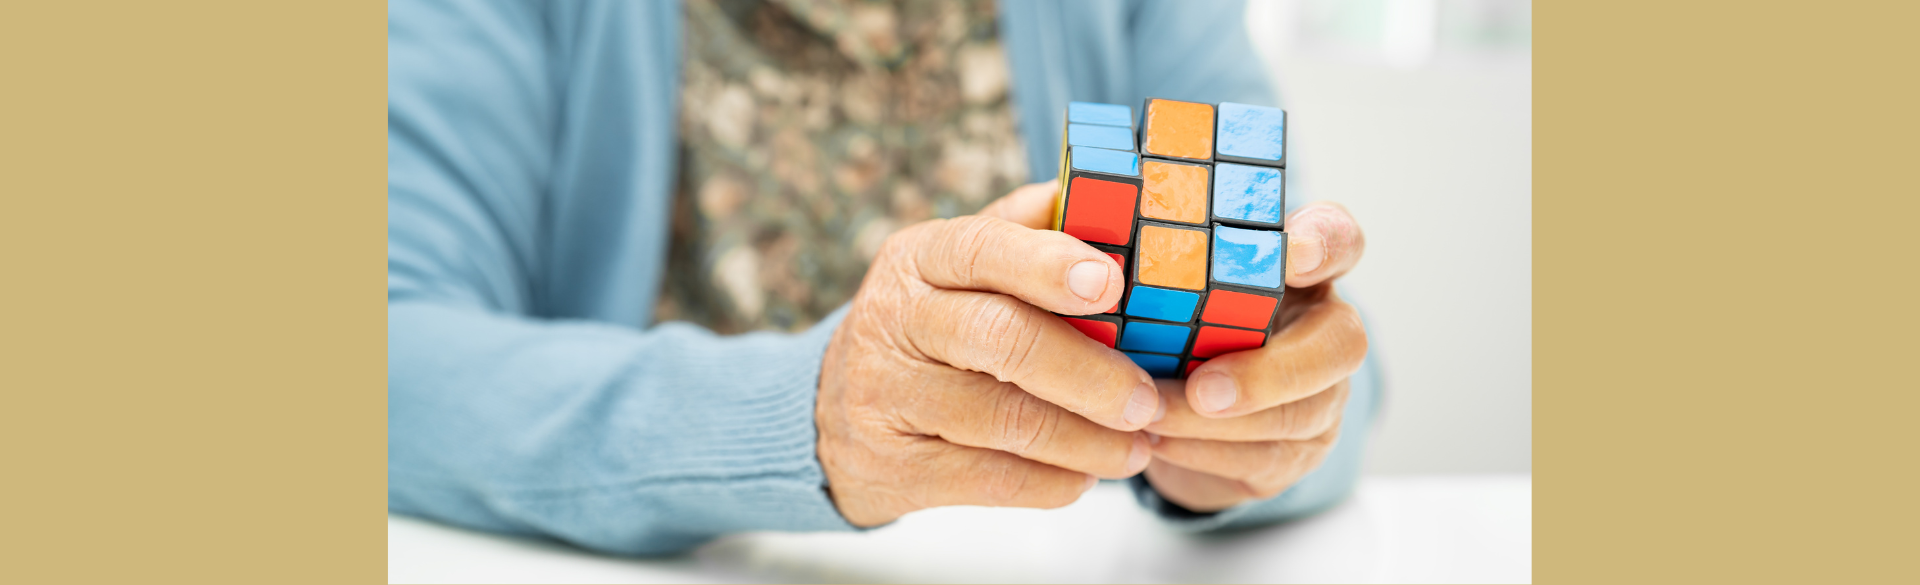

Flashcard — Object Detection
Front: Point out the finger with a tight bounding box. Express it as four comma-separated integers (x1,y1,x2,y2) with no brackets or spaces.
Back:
1149,424,1342,499
1147,378,1349,442
905,214,1124,316
915,440,1098,510
1284,202,1366,288
1185,287,1367,417
978,180,1061,229
906,289,1161,430
905,367,1152,479
1142,459,1252,513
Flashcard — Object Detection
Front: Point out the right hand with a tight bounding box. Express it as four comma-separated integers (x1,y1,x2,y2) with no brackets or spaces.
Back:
816,181,1164,527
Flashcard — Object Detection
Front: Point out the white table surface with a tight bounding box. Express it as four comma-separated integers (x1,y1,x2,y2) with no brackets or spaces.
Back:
390,474,1531,584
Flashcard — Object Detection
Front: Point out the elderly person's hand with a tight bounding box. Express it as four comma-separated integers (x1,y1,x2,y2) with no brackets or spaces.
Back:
1141,202,1369,512
817,181,1163,527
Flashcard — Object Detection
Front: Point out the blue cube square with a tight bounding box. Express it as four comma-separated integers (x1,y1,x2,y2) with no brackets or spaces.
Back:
1215,102,1286,165
1122,285,1201,322
1069,146,1141,177
1212,226,1287,290
1212,163,1285,226
1068,123,1136,151
1068,102,1133,128
1118,321,1192,354
1123,352,1181,378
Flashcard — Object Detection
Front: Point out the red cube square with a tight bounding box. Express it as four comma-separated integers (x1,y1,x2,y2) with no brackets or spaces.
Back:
1062,317,1120,348
1191,326,1266,358
1062,177,1137,246
1199,289,1280,330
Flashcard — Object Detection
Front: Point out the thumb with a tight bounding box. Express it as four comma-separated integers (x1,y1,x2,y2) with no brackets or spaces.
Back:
1285,202,1366,287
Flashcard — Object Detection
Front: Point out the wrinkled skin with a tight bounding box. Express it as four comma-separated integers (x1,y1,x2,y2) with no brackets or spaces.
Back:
817,182,1368,524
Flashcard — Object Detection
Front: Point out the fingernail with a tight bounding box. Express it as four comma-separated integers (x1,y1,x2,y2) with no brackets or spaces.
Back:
1192,373,1239,414
1068,260,1110,302
1153,394,1167,423
1124,383,1159,427
1290,235,1326,276
1147,432,1161,445
1127,435,1152,472
1084,474,1100,491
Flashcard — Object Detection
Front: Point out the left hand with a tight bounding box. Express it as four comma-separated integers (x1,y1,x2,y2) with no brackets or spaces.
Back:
1141,202,1370,512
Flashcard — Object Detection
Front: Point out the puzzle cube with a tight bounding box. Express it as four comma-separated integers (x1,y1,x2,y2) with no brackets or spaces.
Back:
1052,100,1290,378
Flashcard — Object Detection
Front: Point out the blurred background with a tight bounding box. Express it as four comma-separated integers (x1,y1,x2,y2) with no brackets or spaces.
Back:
1250,0,1532,475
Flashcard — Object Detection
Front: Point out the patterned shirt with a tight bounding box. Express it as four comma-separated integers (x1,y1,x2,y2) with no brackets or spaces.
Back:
660,0,1029,333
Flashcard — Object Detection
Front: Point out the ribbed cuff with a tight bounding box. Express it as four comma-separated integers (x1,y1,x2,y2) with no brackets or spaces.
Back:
619,305,858,536
718,304,857,533
501,305,863,555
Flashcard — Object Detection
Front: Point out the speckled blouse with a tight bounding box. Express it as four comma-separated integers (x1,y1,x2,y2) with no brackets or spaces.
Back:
661,0,1029,333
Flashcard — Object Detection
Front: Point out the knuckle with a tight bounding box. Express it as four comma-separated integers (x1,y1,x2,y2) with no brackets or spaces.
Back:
1312,423,1344,451
1036,482,1083,509
938,215,1004,285
1247,441,1297,490
976,457,1031,505
1288,441,1319,471
1279,390,1342,439
1274,402,1309,438
1283,431,1339,475
1304,401,1339,438
1312,386,1351,432
945,215,1003,248
1324,300,1370,373
1304,435,1339,469
959,296,1044,380
990,390,1061,456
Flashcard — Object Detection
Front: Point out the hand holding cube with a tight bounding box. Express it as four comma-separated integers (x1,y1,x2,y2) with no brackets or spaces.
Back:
1053,100,1372,512
815,182,1165,527
811,98,1372,523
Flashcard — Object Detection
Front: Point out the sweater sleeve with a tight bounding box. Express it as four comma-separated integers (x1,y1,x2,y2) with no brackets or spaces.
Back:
388,303,856,555
387,0,853,556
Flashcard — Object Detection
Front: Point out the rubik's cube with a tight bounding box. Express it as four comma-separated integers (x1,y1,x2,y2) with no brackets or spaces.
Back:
1050,99,1289,379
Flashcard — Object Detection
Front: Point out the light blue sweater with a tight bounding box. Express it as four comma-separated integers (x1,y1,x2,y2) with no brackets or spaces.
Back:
389,0,1381,556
